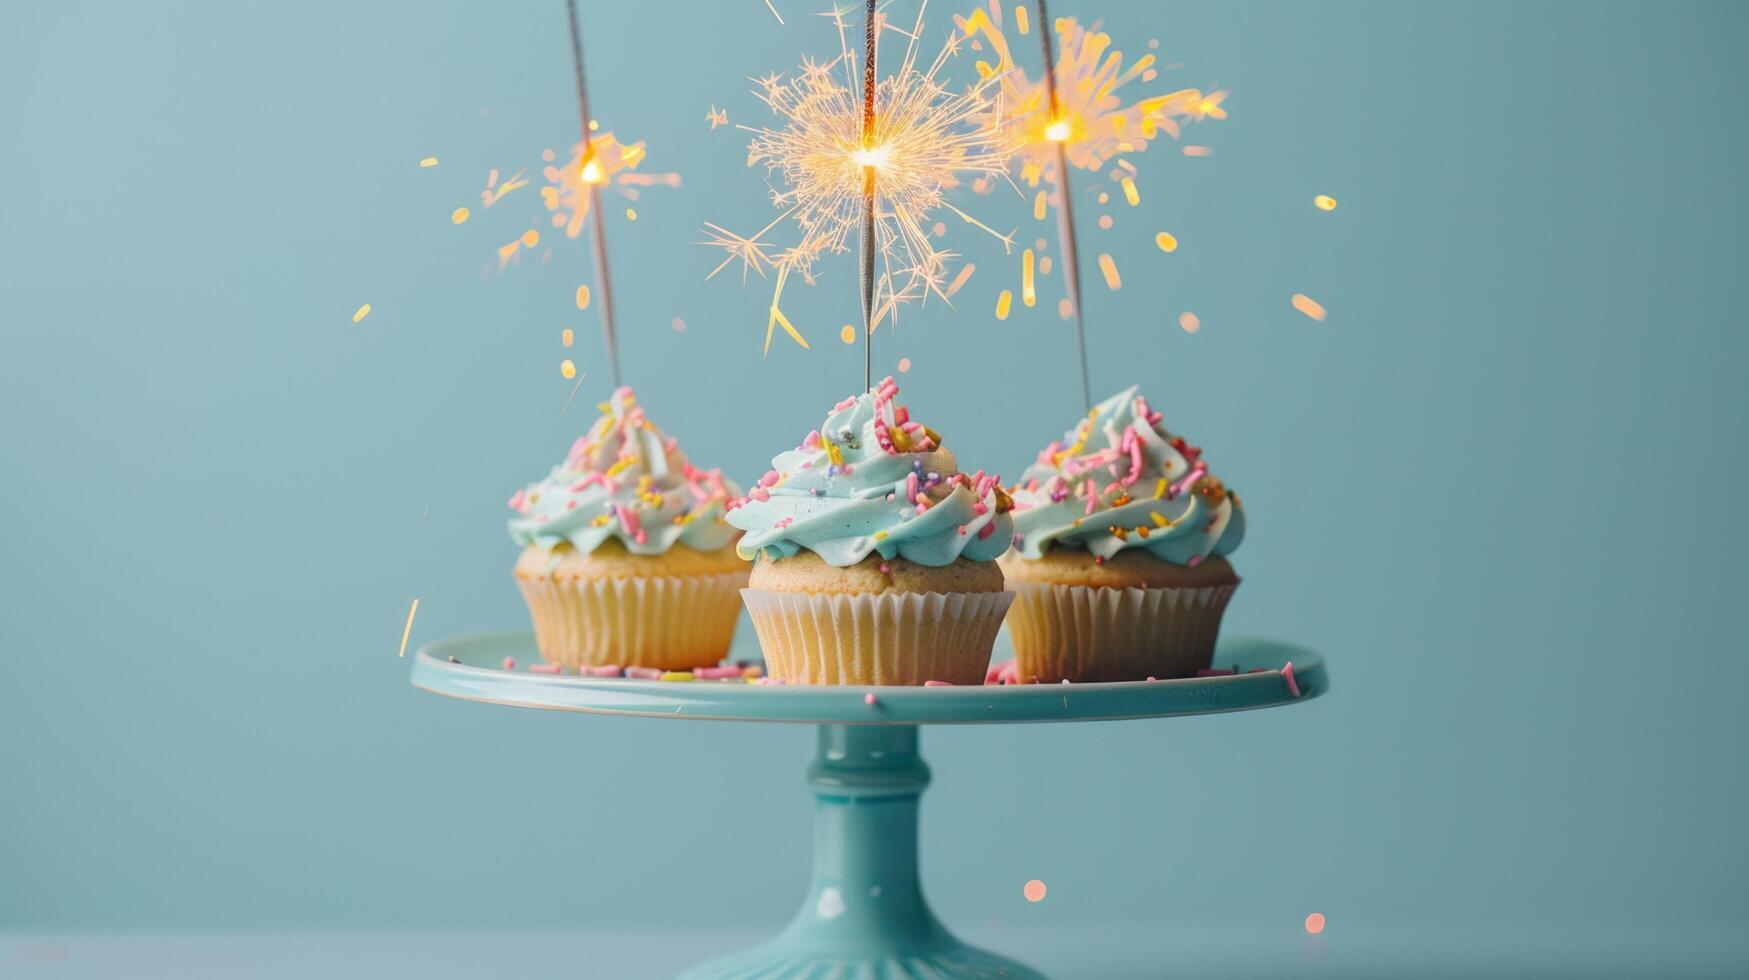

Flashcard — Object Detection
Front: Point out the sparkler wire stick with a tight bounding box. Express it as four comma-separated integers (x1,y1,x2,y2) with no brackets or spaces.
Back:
1034,0,1091,413
566,0,622,388
858,0,878,392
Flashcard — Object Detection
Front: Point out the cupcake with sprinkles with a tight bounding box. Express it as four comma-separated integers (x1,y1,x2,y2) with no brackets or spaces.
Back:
728,377,1015,685
1002,386,1244,682
508,386,748,670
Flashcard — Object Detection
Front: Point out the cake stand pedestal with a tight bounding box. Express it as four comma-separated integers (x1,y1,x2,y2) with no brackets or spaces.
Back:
411,633,1328,979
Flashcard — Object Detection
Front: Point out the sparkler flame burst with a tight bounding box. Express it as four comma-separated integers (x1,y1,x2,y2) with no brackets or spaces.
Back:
479,132,679,271
707,2,1020,353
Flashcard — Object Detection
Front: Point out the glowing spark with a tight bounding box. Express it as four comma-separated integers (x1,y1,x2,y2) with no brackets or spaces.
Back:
840,324,857,344
396,598,420,657
1121,177,1139,206
1044,119,1070,142
1155,231,1177,252
1097,252,1120,290
575,285,592,309
1023,879,1047,902
898,356,912,371
1305,913,1327,935
1315,194,1337,211
419,157,438,168
1292,293,1327,321
561,358,578,379
451,207,470,224
522,229,541,248
1022,247,1036,306
581,159,604,184
1179,311,1200,333
562,328,575,347
625,207,637,221
351,304,371,323
995,289,1013,319
709,2,1019,350
1033,190,1048,221
707,103,729,129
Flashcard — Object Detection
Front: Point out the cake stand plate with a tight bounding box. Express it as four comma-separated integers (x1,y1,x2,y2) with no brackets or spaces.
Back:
412,634,1327,979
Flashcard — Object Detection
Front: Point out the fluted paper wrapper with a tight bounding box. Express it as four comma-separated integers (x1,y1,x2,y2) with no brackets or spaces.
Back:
1006,582,1238,683
741,589,1014,686
517,572,748,670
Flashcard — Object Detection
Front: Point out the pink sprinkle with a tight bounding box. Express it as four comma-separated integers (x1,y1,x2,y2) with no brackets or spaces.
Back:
693,665,743,680
977,521,996,540
1169,463,1207,499
748,487,771,502
615,505,647,545
879,563,890,574
1187,554,1203,568
583,664,623,677
864,693,878,706
924,680,953,687
624,666,663,680
1146,676,1158,682
502,657,516,670
757,677,787,685
984,663,1005,684
760,469,782,488
1084,479,1098,515
1121,426,1145,485
529,663,562,674
1281,661,1302,698
906,471,920,504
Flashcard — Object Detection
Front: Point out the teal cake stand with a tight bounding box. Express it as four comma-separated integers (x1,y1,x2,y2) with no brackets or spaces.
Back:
411,633,1328,979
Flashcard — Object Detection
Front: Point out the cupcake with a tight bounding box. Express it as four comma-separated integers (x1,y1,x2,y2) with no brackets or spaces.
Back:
727,377,1015,685
507,386,748,670
1001,386,1244,682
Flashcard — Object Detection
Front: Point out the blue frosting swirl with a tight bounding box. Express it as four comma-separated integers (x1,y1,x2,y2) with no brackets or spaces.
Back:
727,378,1013,567
1009,386,1244,564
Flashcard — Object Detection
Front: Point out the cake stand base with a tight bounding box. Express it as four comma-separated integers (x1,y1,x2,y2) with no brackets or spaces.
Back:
677,724,1045,980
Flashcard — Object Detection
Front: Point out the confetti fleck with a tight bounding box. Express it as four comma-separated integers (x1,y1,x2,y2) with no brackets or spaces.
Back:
671,317,687,332
840,324,856,344
1022,249,1037,307
1314,195,1338,211
1121,177,1140,207
1038,256,1053,276
419,157,438,168
396,598,420,658
562,328,574,347
1097,214,1113,230
1097,253,1121,290
451,207,470,224
1058,298,1073,320
897,357,912,372
1183,145,1212,157
1179,311,1200,333
576,285,592,310
1305,913,1326,935
1291,293,1327,321
1013,4,1029,34
351,304,371,324
996,290,1013,320
1024,880,1047,903
521,229,540,248
1033,190,1048,221
946,263,976,298
1155,232,1178,253
561,358,578,379
625,208,637,221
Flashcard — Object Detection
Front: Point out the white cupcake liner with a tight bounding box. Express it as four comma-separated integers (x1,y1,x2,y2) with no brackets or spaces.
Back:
517,571,749,670
1006,582,1238,682
740,589,1015,686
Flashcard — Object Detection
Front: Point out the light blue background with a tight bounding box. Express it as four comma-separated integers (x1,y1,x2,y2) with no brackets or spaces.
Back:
3,0,1746,963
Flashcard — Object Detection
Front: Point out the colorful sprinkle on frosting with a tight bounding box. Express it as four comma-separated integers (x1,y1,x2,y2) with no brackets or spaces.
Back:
727,377,1014,567
1007,386,1244,564
508,386,741,555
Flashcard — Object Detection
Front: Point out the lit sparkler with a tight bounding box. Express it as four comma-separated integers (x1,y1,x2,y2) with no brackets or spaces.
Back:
706,0,1020,359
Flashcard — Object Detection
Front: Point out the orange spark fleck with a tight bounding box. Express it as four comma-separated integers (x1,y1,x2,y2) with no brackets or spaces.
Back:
351,304,371,323
1022,249,1037,307
1033,190,1048,221
562,328,574,347
996,290,1013,320
625,208,637,221
1098,214,1113,230
1121,177,1140,206
576,285,592,310
1038,256,1053,276
839,324,856,344
1305,913,1326,935
1179,311,1200,333
1058,298,1073,319
897,357,912,372
419,157,438,168
1183,145,1212,156
1155,232,1178,252
671,317,686,332
1024,880,1047,902
521,229,540,248
1097,192,1109,205
451,207,470,224
1315,195,1337,211
560,358,577,379
1098,253,1121,290
1014,4,1030,35
946,263,976,298
1292,293,1327,321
